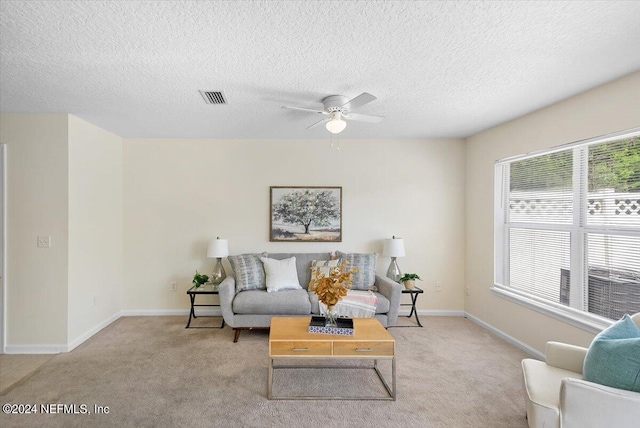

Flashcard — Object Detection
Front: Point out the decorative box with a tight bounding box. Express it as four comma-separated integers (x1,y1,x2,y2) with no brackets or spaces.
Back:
308,316,354,336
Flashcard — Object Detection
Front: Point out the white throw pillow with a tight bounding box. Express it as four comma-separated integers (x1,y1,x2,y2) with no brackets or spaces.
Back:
260,256,302,292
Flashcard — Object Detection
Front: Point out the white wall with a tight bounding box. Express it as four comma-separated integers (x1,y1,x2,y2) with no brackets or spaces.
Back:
0,114,70,348
123,138,466,312
68,115,123,346
465,71,640,352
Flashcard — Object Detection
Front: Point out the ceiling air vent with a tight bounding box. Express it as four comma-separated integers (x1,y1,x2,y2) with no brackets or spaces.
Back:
199,90,227,105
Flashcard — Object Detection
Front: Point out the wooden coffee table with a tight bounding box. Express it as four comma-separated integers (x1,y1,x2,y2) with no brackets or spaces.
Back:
268,317,396,400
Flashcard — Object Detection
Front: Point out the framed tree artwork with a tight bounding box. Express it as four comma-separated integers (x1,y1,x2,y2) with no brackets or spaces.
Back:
270,186,342,242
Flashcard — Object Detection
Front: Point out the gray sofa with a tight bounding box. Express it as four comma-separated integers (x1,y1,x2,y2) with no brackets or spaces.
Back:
218,252,402,341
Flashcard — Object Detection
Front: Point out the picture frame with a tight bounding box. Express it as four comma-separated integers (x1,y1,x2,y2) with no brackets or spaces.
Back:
270,186,342,242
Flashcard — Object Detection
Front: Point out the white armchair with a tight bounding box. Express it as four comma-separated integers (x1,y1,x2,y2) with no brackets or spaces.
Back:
521,313,640,428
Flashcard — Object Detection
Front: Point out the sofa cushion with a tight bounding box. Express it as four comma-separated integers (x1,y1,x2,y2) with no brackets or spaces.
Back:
309,291,390,315
583,314,640,392
232,289,311,315
335,251,377,290
228,254,266,292
374,292,390,313
260,256,302,292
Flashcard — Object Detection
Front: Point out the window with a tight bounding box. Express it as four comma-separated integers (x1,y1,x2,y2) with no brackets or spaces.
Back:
494,129,640,332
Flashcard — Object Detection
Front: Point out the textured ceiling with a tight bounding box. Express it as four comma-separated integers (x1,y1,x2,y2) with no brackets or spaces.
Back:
1,1,639,139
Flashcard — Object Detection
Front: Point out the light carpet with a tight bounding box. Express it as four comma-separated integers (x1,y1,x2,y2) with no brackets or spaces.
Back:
0,316,530,427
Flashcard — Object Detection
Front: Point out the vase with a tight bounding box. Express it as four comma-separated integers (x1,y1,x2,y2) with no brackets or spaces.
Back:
404,280,415,289
325,305,338,327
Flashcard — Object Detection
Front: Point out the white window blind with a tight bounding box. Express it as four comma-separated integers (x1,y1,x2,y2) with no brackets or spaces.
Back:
586,234,640,319
509,229,570,303
587,138,640,228
495,129,640,325
509,150,573,225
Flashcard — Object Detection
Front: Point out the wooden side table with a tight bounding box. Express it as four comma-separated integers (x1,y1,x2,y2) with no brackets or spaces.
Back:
186,283,225,329
397,286,424,327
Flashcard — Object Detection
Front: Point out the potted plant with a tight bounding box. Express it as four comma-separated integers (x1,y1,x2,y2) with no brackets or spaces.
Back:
399,273,422,290
192,270,209,289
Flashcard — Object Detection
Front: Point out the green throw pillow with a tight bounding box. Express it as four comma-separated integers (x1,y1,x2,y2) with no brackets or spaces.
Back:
583,314,640,392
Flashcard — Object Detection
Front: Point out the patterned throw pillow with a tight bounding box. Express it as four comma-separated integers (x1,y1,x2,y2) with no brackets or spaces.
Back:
335,251,377,291
309,260,340,287
228,254,266,292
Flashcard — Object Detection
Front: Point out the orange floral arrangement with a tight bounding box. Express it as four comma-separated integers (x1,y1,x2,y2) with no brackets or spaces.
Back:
309,262,358,308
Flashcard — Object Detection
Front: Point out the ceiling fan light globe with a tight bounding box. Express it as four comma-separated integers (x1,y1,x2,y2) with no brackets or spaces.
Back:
326,118,346,134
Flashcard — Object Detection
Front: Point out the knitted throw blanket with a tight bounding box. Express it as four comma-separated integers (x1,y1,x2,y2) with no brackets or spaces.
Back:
319,290,378,318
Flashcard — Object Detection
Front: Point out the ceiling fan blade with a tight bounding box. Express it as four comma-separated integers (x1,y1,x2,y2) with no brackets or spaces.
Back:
282,106,326,115
345,112,384,123
306,118,327,130
341,92,377,110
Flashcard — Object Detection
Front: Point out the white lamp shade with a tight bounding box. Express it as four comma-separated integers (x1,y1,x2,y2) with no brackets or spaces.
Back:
383,238,405,257
207,238,229,258
326,113,347,134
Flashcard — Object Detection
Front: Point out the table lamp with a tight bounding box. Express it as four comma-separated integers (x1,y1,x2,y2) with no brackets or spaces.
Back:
207,237,229,286
383,236,405,282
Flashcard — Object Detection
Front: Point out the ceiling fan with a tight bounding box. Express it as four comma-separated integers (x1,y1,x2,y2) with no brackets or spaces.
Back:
282,92,384,134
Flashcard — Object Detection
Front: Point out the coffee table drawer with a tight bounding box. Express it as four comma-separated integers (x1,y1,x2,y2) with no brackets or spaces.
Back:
270,341,332,356
333,341,394,356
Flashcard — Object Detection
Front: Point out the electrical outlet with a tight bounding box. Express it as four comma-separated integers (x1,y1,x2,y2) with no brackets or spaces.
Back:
171,282,177,292
466,287,471,296
37,235,51,248
435,281,442,292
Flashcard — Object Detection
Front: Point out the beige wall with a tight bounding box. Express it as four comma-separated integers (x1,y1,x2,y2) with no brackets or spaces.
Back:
0,114,464,348
123,138,466,312
4,72,636,352
68,116,123,345
465,71,640,352
0,114,123,350
0,114,70,347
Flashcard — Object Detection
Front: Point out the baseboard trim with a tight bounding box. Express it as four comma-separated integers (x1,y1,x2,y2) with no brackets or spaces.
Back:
121,309,221,316
67,312,122,352
4,309,541,359
464,312,544,360
398,309,465,317
4,344,68,354
5,312,123,354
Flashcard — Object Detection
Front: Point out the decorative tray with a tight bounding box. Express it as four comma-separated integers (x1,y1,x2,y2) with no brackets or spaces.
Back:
308,316,354,336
